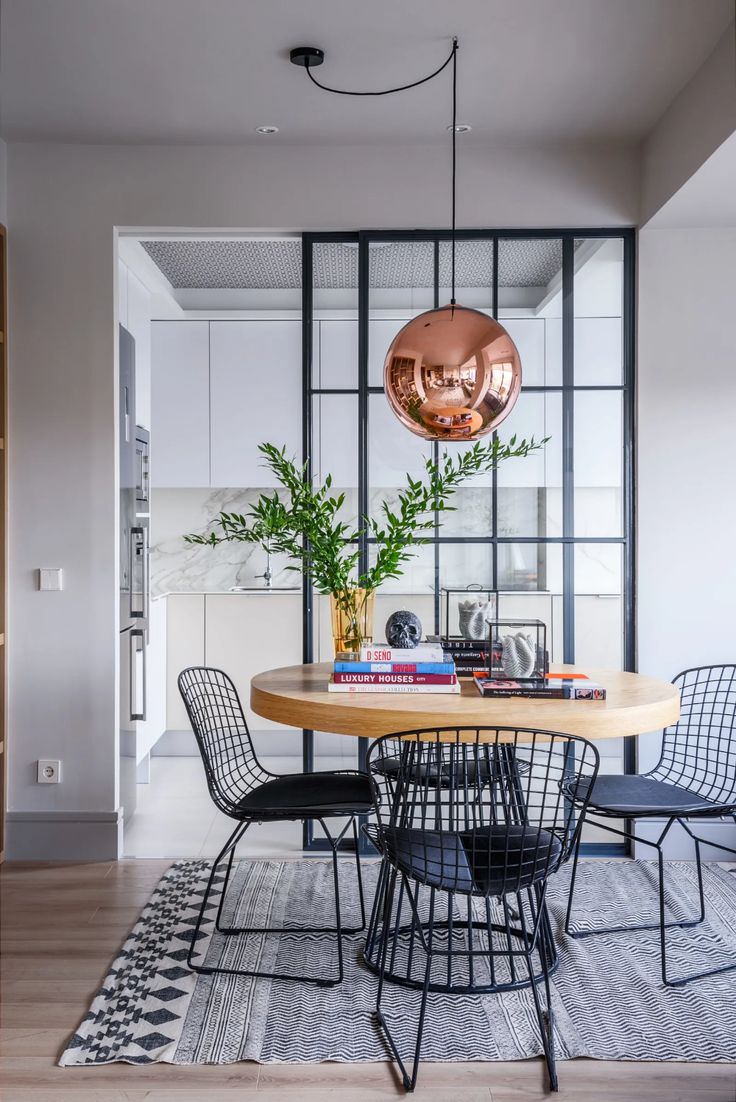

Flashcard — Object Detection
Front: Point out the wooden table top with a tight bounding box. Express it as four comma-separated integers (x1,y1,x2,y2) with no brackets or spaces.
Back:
250,663,680,742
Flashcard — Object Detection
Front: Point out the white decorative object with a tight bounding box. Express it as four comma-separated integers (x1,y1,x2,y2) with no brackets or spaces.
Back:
501,632,537,679
458,597,495,641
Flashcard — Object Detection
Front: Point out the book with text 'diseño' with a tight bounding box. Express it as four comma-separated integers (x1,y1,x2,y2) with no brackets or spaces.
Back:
359,644,446,664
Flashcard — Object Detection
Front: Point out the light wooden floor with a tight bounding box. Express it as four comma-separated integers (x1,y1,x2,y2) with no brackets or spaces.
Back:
1,859,734,1102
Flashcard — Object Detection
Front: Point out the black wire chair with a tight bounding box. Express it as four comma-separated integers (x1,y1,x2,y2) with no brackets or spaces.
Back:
178,666,373,986
565,664,736,987
364,725,600,1093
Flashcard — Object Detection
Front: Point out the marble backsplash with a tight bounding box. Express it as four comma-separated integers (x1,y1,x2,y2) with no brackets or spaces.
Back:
151,489,296,595
151,486,619,596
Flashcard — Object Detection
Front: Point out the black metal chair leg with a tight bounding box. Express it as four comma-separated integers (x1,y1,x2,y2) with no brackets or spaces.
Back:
353,816,367,929
375,879,434,1093
214,821,250,934
518,890,558,1093
187,821,248,974
563,823,583,936
216,816,365,936
188,817,358,986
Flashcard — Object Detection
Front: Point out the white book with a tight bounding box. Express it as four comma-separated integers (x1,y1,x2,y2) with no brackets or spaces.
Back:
360,645,445,663
327,680,461,695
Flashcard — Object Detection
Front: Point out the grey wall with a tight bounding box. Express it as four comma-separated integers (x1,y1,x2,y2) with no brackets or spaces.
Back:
637,226,736,858
5,138,639,858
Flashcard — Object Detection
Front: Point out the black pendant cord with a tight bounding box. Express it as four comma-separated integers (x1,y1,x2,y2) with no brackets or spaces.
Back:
299,38,461,308
450,39,458,310
303,39,456,96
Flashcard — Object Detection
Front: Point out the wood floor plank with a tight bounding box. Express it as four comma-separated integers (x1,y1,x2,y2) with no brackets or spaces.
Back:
1,860,734,1102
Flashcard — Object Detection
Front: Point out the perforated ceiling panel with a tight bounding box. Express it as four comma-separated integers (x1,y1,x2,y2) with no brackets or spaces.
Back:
141,237,567,290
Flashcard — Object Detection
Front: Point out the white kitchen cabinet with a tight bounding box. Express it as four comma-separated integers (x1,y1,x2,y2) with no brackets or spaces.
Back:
369,318,409,386
151,321,210,487
318,319,357,388
209,321,301,487
166,594,205,729
203,594,302,732
318,317,414,389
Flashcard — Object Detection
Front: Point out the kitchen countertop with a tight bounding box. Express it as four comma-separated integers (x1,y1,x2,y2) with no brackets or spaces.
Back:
151,587,301,599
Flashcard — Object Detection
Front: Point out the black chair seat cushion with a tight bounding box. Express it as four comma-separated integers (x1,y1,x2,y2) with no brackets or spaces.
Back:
235,771,373,819
568,774,722,816
375,754,530,788
367,823,562,896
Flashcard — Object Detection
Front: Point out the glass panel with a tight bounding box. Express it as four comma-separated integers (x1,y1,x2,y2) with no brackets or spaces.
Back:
499,546,562,664
438,238,494,309
574,390,623,537
313,241,358,389
574,543,624,671
368,240,435,387
574,238,624,385
313,393,358,527
368,392,430,523
575,541,625,842
496,391,563,539
439,542,493,590
368,539,435,596
498,238,562,387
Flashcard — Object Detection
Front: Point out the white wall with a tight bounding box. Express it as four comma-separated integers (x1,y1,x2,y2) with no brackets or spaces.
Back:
638,226,736,857
4,138,638,858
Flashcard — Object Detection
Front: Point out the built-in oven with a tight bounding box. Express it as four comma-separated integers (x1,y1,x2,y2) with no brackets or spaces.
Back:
134,427,150,514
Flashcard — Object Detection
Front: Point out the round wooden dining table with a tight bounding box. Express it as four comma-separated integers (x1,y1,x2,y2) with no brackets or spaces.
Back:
250,661,680,994
250,661,681,742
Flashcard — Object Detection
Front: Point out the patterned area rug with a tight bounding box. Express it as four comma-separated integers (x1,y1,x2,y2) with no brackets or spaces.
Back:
60,859,736,1067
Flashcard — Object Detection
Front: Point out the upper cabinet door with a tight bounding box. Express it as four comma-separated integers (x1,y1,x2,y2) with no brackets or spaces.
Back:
151,321,210,488
210,321,301,488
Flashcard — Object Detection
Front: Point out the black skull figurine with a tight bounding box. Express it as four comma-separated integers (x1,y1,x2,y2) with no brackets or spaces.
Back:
385,610,423,649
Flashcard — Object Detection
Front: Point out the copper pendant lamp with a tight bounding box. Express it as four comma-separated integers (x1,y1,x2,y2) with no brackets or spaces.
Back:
291,38,522,440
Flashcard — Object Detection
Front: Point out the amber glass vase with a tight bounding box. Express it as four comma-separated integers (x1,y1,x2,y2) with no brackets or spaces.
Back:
330,587,375,655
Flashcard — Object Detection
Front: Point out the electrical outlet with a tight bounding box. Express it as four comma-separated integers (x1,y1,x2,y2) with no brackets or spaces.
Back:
37,759,61,784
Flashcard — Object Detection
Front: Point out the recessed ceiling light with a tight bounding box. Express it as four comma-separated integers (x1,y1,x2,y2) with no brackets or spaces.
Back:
447,123,472,133
255,125,279,135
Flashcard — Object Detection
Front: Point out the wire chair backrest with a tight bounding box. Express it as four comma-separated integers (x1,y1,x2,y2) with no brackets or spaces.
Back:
652,664,736,810
178,666,272,816
366,726,599,898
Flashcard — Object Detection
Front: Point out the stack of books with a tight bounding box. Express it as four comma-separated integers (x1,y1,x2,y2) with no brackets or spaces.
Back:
473,673,607,700
426,635,497,678
328,643,460,694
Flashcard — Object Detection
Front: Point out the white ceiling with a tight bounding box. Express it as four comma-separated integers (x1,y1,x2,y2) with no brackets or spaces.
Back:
0,0,732,146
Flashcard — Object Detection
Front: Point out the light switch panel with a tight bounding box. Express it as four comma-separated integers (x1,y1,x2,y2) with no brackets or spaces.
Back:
39,568,63,591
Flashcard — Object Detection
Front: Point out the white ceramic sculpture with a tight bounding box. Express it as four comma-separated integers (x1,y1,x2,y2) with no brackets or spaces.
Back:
458,597,495,641
501,632,537,679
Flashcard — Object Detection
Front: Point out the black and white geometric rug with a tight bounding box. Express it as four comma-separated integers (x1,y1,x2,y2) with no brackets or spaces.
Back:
60,859,736,1067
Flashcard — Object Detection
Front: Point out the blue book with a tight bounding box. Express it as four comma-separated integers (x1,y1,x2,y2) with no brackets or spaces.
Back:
334,660,455,674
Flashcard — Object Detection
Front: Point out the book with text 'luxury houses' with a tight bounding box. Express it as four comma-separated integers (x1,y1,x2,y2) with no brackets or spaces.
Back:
327,679,461,694
332,672,458,686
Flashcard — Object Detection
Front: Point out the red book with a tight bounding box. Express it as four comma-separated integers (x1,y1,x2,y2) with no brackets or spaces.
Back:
331,672,458,686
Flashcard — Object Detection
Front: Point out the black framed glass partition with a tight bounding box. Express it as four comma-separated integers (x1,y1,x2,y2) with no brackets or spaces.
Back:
301,229,635,854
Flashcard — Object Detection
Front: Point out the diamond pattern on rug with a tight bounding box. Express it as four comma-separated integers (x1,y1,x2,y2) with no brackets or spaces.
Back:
60,858,736,1068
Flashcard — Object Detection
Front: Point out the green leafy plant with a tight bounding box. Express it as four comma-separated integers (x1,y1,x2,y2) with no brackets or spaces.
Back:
185,437,546,596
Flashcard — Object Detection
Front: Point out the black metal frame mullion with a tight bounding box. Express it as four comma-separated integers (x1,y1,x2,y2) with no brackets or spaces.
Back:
491,235,499,593
561,236,575,665
300,226,635,858
622,230,637,778
301,236,314,850
432,239,441,635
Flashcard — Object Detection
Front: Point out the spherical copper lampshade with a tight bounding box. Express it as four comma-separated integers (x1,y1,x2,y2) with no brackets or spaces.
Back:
383,304,522,441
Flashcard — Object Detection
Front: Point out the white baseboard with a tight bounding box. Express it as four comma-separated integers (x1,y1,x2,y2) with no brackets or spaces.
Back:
6,809,123,861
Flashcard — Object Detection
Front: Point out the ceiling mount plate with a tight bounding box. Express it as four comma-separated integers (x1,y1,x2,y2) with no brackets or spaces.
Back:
290,46,325,68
